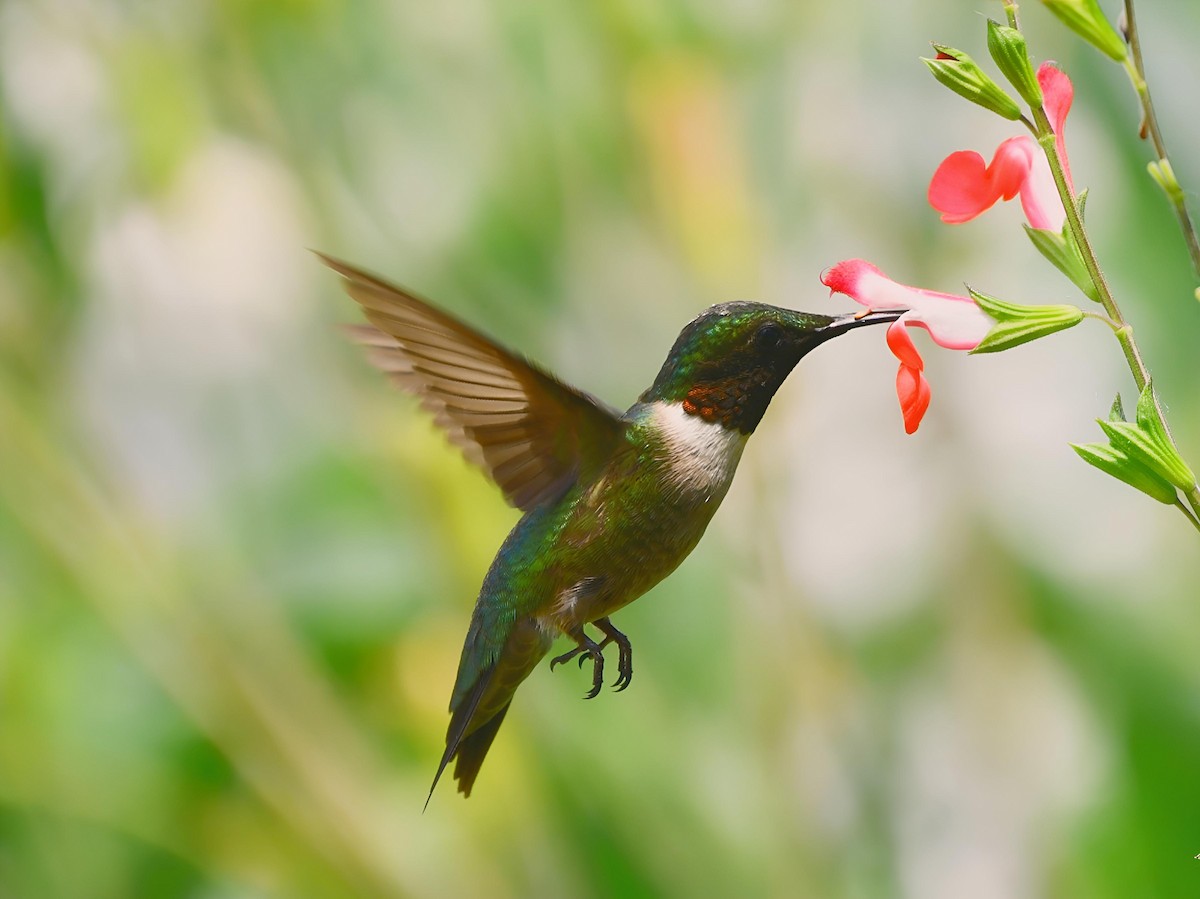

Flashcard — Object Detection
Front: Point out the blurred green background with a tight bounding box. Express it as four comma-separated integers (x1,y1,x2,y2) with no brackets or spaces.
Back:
2,1,1199,897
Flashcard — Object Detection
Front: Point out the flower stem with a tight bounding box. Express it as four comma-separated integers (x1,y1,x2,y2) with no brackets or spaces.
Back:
1029,105,1200,531
1081,310,1122,332
1174,499,1200,535
1001,0,1020,30
1121,0,1200,280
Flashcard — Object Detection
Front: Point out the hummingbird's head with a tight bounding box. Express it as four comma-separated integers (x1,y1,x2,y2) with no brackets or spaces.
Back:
640,303,904,434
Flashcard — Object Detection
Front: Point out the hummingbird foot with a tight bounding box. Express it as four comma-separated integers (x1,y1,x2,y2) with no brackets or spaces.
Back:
549,627,607,699
594,617,633,692
548,618,634,696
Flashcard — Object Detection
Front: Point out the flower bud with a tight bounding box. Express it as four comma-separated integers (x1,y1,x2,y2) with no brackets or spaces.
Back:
967,289,1084,353
986,20,1043,107
1040,0,1128,61
1148,159,1184,201
922,45,1023,121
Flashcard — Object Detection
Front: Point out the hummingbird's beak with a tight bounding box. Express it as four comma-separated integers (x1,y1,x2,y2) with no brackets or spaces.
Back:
818,308,907,337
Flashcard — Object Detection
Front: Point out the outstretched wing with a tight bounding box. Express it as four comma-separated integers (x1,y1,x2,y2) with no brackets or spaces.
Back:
320,254,627,510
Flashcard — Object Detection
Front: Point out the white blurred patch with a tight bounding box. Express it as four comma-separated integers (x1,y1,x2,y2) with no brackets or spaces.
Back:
894,638,1105,899
78,137,314,522
87,138,311,373
0,3,115,193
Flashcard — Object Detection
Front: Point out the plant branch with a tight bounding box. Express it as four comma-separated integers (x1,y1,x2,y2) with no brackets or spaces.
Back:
1121,0,1200,279
1029,107,1200,529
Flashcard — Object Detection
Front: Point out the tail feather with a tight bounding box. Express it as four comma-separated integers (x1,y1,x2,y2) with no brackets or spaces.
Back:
453,702,511,797
425,664,494,811
425,617,548,808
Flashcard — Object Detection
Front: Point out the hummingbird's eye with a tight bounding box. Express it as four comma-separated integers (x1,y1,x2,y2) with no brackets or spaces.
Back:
754,321,783,350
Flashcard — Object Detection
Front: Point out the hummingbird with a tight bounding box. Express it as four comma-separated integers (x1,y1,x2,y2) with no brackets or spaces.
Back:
320,253,902,804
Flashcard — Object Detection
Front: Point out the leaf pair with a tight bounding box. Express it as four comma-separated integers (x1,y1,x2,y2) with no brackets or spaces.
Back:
1072,384,1197,505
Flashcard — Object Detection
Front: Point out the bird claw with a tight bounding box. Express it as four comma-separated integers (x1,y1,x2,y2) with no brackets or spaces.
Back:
548,619,633,697
549,646,583,671
596,621,633,693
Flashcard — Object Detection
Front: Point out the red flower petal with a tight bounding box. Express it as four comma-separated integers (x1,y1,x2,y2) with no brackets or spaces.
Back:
896,362,932,434
928,140,1034,224
885,319,923,370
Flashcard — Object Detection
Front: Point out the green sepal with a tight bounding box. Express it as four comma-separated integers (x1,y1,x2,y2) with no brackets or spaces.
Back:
1134,382,1197,488
1023,224,1100,303
922,45,1023,121
1097,418,1195,490
986,20,1043,107
1108,393,1126,422
967,289,1084,353
1071,442,1178,504
1040,0,1128,61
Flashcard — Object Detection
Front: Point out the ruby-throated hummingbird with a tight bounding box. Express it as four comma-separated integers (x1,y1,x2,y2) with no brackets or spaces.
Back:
320,254,902,804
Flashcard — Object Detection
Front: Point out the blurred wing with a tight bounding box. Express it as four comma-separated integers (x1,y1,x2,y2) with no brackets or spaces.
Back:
320,254,626,510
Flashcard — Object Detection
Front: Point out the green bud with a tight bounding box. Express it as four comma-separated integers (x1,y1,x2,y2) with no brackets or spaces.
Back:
1040,0,1128,61
1148,159,1184,201
1022,224,1100,303
968,289,1085,353
986,20,1043,107
1071,442,1178,504
922,45,1023,121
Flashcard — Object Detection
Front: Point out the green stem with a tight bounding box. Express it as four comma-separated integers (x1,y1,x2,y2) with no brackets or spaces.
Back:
1001,0,1020,30
1029,108,1200,531
1175,499,1200,535
1082,310,1122,332
1121,0,1200,280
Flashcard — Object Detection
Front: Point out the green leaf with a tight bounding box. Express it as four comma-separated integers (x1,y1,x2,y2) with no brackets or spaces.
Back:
1071,442,1177,504
1134,382,1197,489
1022,225,1100,303
1040,0,1129,61
967,289,1084,353
987,20,1043,107
922,45,1023,121
1097,417,1195,491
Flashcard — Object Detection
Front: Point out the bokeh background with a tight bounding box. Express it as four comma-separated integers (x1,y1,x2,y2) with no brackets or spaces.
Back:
2,0,1199,896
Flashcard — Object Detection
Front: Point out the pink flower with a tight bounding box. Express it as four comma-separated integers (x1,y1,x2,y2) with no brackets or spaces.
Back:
821,259,992,434
928,63,1074,231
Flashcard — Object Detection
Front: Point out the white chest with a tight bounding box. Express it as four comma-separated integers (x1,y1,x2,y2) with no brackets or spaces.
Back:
649,401,748,494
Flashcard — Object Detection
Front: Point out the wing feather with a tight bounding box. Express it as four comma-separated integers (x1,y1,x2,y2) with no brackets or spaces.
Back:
322,254,626,510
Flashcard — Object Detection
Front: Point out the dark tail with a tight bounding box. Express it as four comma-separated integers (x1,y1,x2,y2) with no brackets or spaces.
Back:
453,702,511,797
425,618,547,808
425,665,496,810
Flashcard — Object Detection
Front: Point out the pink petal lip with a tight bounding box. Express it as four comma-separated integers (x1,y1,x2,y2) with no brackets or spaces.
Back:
821,259,991,350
